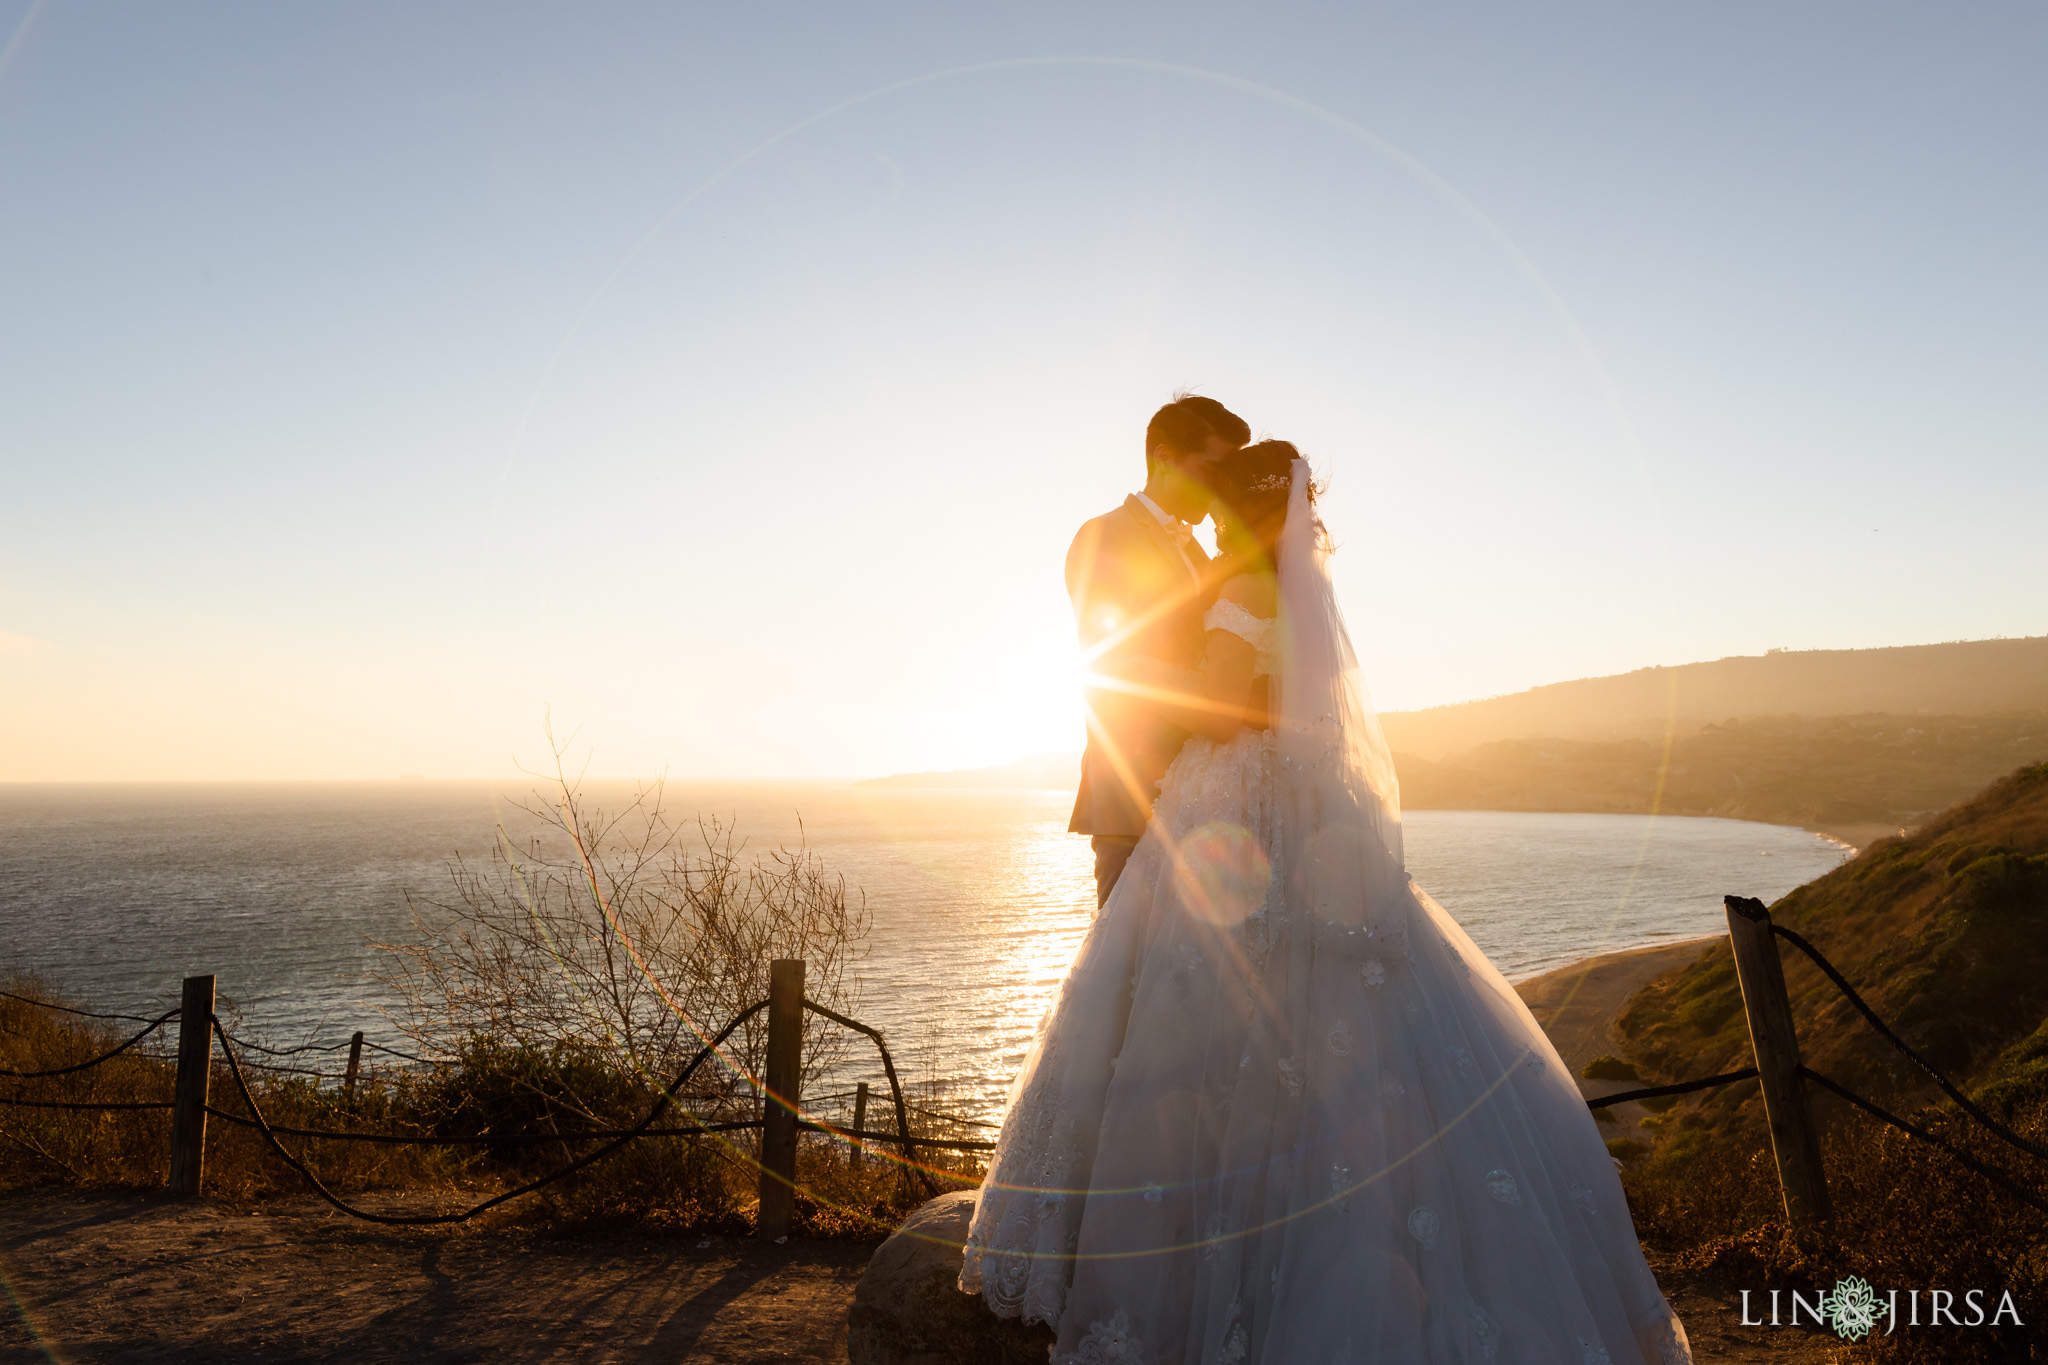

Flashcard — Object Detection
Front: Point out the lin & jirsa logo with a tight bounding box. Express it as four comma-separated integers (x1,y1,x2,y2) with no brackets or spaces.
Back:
1741,1274,2025,1341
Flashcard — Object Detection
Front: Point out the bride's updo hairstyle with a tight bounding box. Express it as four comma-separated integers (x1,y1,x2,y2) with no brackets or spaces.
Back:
1213,438,1316,570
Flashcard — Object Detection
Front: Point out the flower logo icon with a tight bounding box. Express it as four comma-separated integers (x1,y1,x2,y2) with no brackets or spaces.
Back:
1821,1275,1881,1342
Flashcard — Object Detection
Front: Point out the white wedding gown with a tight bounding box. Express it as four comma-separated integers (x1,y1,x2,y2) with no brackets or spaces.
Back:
960,465,1692,1365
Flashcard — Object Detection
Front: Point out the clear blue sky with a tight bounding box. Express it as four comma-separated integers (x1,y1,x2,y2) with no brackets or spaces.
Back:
3,3,2043,779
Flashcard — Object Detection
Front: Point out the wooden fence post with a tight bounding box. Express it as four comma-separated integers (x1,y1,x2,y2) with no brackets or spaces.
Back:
168,974,215,1197
1724,896,1832,1236
850,1081,869,1172
342,1031,365,1107
757,958,805,1239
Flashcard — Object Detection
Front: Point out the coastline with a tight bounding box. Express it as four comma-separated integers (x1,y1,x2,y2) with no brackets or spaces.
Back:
1796,819,1894,854
1512,936,1718,1083
860,771,1885,858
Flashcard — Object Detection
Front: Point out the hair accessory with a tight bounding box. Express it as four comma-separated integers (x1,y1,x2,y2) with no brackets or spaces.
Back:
1249,473,1292,492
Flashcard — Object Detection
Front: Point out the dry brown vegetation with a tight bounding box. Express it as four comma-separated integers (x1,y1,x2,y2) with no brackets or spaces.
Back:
0,979,453,1206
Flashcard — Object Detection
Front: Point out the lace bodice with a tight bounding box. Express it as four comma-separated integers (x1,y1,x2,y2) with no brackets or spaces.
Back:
1204,598,1276,676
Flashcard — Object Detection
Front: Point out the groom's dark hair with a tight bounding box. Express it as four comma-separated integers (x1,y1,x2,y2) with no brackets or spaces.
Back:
1146,394,1250,473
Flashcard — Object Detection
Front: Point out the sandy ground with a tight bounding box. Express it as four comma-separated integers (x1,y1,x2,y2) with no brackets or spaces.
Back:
1513,937,1719,1080
3,937,1853,1364
1800,822,1893,855
1514,936,1722,1147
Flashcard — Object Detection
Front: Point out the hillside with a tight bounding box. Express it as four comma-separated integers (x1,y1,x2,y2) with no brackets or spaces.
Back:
1398,711,2048,846
859,639,2048,840
1381,636,2048,759
1610,760,2048,1164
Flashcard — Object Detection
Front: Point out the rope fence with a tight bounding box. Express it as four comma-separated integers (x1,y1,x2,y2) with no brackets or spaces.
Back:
0,1096,176,1112
216,1033,356,1058
1797,1066,2048,1218
6,900,2044,1235
203,1006,777,1226
1584,1068,1760,1110
0,1008,180,1079
0,989,168,1026
215,1030,449,1068
1767,920,2048,1167
200,1108,768,1145
0,968,987,1229
1567,895,2048,1236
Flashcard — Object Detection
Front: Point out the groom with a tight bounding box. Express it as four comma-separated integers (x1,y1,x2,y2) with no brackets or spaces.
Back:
1067,394,1250,906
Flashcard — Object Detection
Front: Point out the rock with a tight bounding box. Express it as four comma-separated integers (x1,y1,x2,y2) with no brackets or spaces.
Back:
848,1191,1056,1365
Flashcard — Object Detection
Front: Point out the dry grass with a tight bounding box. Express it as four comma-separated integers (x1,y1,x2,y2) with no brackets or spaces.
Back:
1622,1092,2048,1363
0,977,464,1204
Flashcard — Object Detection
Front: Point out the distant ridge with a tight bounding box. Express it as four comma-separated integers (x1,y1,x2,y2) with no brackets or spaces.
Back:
858,751,1081,790
861,636,2048,809
1380,636,2048,760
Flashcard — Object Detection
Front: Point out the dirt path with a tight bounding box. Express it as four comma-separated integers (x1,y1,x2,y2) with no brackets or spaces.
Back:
1512,937,1716,1080
0,1191,868,1364
0,1190,1850,1364
1512,937,1722,1148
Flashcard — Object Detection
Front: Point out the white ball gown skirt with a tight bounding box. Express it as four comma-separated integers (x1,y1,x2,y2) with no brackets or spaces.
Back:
960,729,1693,1365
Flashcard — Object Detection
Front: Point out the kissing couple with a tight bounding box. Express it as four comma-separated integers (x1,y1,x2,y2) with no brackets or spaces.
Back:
960,396,1693,1364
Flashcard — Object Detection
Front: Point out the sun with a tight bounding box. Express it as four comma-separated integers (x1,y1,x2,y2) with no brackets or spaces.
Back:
928,638,1086,774
996,643,1087,759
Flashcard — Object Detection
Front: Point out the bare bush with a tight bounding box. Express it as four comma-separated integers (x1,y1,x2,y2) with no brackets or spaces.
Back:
374,756,870,1138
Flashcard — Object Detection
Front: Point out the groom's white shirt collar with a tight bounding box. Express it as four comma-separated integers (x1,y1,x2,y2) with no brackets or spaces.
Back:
1132,491,1187,536
1132,490,1198,578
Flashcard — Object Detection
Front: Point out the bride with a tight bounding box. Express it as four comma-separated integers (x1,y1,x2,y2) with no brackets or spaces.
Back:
960,441,1692,1365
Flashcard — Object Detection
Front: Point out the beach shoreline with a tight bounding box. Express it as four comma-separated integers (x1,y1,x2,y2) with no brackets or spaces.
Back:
1512,935,1718,1082
1797,819,1900,854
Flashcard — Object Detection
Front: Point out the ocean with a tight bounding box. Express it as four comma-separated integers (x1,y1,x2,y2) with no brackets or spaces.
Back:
0,782,1848,1122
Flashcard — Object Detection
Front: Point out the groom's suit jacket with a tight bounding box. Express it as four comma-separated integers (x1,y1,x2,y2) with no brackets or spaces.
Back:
1066,495,1214,838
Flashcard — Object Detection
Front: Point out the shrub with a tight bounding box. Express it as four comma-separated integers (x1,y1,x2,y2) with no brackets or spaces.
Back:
362,750,883,1227
376,762,870,1120
1583,1055,1641,1082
